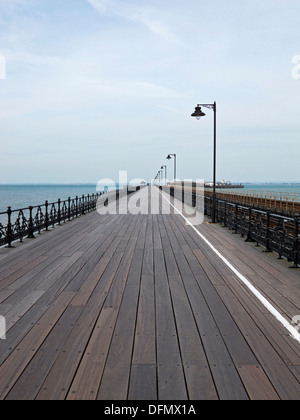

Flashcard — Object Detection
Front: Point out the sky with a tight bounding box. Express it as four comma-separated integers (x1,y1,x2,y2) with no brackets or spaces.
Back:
0,0,300,184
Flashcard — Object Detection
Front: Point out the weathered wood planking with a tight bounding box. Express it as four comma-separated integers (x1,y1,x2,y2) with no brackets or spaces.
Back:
0,187,299,400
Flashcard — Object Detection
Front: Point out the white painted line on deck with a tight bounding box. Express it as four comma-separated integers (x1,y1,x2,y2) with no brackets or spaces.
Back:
161,192,300,344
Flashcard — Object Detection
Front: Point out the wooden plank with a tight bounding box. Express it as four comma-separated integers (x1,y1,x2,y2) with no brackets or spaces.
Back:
167,212,263,366
128,364,157,400
215,283,300,400
1,187,300,400
131,275,156,365
159,214,218,399
200,220,300,309
66,308,118,400
0,291,75,400
0,301,51,366
154,249,188,400
5,307,82,400
237,365,280,400
0,256,49,290
184,222,300,367
3,255,67,305
129,240,157,400
35,250,126,400
69,257,110,307
35,292,108,400
96,282,141,400
97,239,145,400
163,218,249,400
169,274,218,400
4,290,46,333
0,211,102,269
37,212,141,400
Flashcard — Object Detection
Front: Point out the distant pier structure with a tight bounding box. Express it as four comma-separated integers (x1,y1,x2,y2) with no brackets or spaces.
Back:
205,180,244,189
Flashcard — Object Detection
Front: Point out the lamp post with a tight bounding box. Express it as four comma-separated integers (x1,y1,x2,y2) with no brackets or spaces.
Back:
161,165,167,185
166,154,177,183
191,102,217,223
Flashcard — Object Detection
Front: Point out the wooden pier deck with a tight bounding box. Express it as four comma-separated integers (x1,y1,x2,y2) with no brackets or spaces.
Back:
0,187,300,400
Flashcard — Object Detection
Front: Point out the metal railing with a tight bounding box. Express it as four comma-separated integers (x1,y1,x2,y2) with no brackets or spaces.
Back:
211,198,299,268
219,189,300,203
205,189,300,216
0,186,143,249
164,186,300,268
0,193,106,248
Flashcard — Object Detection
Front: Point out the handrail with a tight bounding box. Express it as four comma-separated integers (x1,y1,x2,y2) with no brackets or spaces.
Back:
163,186,300,268
221,189,300,202
0,191,108,248
171,184,300,216
0,185,146,249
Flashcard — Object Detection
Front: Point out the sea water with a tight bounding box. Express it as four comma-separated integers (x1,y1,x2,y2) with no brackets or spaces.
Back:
0,184,101,214
1,183,300,214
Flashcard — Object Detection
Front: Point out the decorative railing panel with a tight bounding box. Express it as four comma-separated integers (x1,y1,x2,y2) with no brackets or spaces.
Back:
162,187,299,268
211,196,299,268
0,193,105,248
0,186,141,249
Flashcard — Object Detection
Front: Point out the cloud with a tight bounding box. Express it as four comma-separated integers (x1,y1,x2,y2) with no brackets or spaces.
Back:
83,78,184,100
86,0,182,44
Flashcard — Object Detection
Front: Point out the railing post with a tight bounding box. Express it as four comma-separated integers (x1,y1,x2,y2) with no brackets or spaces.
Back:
27,206,35,239
91,194,94,210
264,209,272,252
45,201,49,231
68,197,71,221
87,194,90,213
82,195,85,215
291,214,299,268
75,196,79,218
192,192,196,208
246,206,252,242
57,199,61,225
234,203,238,234
6,207,14,248
223,200,227,227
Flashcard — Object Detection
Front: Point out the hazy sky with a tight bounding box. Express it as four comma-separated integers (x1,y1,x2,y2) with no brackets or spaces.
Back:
0,0,299,184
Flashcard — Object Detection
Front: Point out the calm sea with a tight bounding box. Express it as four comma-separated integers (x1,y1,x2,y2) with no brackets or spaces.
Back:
242,183,300,194
0,184,126,215
1,183,300,213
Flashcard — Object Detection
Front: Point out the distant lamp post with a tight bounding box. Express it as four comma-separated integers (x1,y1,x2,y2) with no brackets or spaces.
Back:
191,101,217,223
166,154,177,182
161,165,167,185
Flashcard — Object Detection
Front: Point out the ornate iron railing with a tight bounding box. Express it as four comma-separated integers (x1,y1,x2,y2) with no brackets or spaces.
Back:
213,198,299,268
0,193,104,248
164,186,299,268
